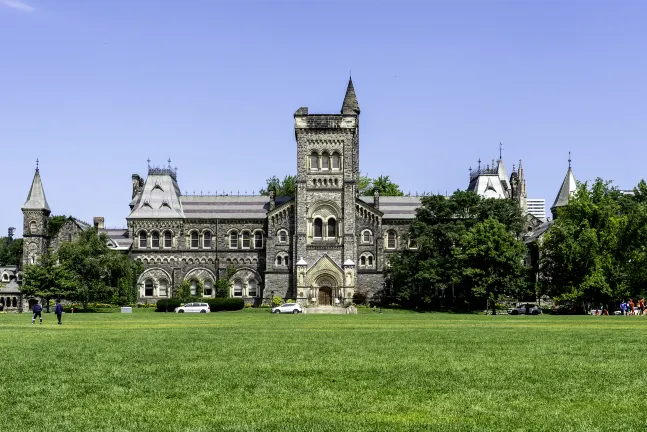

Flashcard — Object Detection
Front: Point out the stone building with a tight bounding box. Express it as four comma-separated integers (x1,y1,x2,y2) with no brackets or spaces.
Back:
22,79,424,305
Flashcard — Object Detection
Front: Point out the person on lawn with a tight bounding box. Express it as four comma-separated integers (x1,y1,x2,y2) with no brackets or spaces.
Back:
620,301,627,316
32,302,43,325
629,299,635,315
55,300,63,324
639,298,645,316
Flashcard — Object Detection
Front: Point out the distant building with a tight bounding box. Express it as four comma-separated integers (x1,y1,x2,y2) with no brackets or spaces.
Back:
527,199,546,221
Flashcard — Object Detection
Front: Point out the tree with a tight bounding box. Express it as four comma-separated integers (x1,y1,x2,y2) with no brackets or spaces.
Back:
47,215,68,238
386,190,527,310
260,175,296,197
0,236,23,266
357,174,405,196
455,218,527,315
216,266,236,298
56,229,139,309
540,178,639,310
21,253,75,311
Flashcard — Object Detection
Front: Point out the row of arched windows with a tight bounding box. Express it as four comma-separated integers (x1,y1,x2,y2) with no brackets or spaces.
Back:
309,151,342,171
139,231,173,249
275,252,290,267
228,230,264,249
0,297,18,308
359,252,375,268
138,230,265,250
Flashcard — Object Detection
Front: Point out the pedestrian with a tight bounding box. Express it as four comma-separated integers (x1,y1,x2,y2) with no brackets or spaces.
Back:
620,301,627,316
629,299,635,316
640,298,645,316
55,299,63,325
32,302,43,325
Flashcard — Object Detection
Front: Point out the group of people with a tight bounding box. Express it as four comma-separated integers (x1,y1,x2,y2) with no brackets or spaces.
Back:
31,300,64,325
620,298,646,315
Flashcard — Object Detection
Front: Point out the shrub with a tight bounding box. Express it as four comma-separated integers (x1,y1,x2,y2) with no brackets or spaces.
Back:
207,298,245,312
271,296,283,307
352,291,368,305
156,298,181,312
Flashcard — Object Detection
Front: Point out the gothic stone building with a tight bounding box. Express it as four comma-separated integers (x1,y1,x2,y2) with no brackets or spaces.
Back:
22,79,423,305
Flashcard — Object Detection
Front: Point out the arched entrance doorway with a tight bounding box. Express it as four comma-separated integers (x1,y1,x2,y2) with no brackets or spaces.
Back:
318,286,332,305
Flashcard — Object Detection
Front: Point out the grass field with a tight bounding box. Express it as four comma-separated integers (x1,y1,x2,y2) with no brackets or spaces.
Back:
2,309,647,432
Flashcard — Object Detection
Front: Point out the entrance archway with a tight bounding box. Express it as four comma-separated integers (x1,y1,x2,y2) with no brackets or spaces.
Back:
318,287,332,305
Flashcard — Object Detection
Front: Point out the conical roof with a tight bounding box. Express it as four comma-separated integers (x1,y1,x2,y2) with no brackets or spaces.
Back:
22,169,50,211
341,78,360,115
551,167,577,211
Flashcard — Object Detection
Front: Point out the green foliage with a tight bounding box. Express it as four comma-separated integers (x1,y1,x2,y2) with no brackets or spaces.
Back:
207,298,245,311
216,266,237,298
540,178,647,308
22,253,76,303
271,295,283,307
47,215,68,238
386,190,527,310
260,175,296,197
156,298,181,312
352,291,368,305
175,280,193,303
358,173,405,196
0,237,23,266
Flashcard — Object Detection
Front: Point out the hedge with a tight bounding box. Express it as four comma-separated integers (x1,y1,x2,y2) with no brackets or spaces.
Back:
207,298,245,312
156,299,181,312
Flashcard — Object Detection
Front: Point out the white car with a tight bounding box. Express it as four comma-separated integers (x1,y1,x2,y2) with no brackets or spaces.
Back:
175,302,211,313
271,303,303,314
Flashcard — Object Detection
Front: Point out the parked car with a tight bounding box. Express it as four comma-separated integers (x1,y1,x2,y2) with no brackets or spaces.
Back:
175,302,210,313
271,303,303,314
507,303,541,315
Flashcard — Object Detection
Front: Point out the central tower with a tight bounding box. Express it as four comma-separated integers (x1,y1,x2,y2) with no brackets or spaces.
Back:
293,79,360,304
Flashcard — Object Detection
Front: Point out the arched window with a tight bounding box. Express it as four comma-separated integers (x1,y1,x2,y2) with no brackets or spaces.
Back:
386,231,397,249
278,230,288,243
159,279,168,297
203,231,212,249
276,255,282,266
241,231,251,249
368,255,373,266
12,297,17,307
362,230,372,244
190,232,199,249
321,152,330,170
314,218,323,238
190,280,197,296
310,152,319,170
139,232,147,248
204,281,213,297
144,279,154,297
254,232,263,249
229,231,238,249
248,280,257,297
331,153,341,170
164,231,172,248
360,256,366,266
29,221,37,234
151,232,160,248
233,280,243,297
327,218,336,238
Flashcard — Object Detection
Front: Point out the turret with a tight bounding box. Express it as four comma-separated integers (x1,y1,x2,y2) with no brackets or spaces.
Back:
550,153,577,220
22,160,51,266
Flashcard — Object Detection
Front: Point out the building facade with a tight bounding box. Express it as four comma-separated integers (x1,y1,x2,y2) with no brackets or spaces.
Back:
527,199,546,221
22,79,423,305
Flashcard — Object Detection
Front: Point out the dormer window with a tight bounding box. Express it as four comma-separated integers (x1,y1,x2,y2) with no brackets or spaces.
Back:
153,183,164,192
2,273,8,282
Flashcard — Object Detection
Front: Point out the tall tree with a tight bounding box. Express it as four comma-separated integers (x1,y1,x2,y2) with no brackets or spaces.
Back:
0,237,23,266
21,253,75,311
358,174,405,196
259,175,296,197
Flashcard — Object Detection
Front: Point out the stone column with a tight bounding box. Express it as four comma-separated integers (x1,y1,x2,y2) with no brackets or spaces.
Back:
343,259,356,305
296,257,308,304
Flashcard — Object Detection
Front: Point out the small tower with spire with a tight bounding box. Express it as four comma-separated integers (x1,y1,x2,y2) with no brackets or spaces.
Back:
550,152,577,220
21,159,51,267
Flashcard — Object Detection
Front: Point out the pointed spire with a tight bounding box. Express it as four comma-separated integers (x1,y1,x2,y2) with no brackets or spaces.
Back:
499,142,503,161
550,157,577,218
23,165,50,211
341,77,360,115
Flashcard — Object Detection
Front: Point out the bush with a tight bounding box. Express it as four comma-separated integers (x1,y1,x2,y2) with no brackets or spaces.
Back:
352,291,368,305
156,298,181,312
207,298,245,312
271,296,283,307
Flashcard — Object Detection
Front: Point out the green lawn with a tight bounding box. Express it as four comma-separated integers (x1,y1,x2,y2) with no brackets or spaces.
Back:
1,310,646,431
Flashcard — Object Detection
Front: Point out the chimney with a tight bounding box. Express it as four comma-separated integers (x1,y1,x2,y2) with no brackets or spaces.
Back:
93,217,104,231
374,188,380,209
269,187,276,211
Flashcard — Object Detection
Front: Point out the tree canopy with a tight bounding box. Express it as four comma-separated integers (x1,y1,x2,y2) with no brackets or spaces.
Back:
260,175,296,197
385,190,528,311
539,178,647,309
22,229,141,308
358,174,405,196
0,236,22,266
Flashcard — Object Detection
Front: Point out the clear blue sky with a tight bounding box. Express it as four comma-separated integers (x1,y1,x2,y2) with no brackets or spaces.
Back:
2,0,646,234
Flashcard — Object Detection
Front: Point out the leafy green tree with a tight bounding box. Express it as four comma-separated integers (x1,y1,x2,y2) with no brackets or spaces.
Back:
260,175,296,197
47,215,68,238
0,237,23,266
386,190,527,310
175,280,192,303
540,178,636,309
216,266,236,298
358,174,405,196
455,218,527,315
21,253,75,311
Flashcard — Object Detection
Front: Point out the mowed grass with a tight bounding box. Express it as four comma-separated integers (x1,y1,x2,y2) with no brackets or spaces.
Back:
2,310,647,432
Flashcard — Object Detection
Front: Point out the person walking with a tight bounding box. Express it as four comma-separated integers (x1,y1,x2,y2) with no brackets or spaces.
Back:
629,299,635,316
640,298,645,316
620,301,627,316
32,302,43,325
55,300,63,325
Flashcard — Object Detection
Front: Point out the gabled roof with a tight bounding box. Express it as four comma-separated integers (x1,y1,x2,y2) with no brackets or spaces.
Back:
22,169,50,212
341,78,360,115
551,167,577,210
128,170,184,219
